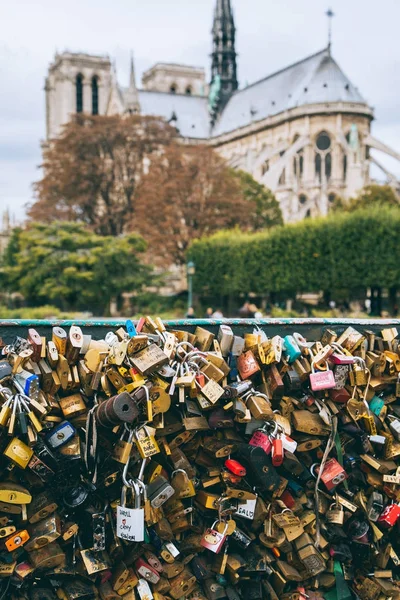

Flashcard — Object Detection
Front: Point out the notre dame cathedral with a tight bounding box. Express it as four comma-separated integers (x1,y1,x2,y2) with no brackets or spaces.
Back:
45,0,400,222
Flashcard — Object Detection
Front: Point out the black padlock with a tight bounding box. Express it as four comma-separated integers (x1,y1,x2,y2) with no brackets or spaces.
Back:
230,526,252,549
191,555,213,580
234,444,280,493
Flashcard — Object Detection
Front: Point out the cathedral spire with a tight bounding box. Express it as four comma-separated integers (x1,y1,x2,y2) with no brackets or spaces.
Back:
210,0,238,121
125,52,140,114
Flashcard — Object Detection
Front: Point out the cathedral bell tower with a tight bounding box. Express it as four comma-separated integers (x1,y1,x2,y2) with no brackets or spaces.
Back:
209,0,238,122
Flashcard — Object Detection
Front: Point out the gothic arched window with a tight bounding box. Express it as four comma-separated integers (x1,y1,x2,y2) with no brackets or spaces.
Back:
299,194,307,205
76,74,83,113
315,131,331,183
92,76,99,115
262,160,270,176
315,153,322,182
325,152,332,180
170,84,177,94
343,154,347,181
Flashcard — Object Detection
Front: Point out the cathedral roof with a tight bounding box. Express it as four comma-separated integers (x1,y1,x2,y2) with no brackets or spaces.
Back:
120,88,210,139
117,48,369,141
212,48,369,137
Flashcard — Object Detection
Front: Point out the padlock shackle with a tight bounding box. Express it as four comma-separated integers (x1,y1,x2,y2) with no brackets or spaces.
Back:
211,520,229,536
293,332,308,348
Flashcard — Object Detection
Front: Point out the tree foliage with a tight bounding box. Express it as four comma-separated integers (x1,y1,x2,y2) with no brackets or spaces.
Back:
29,114,281,266
188,206,400,297
30,115,177,236
331,184,400,213
231,169,283,230
2,222,148,314
136,145,282,265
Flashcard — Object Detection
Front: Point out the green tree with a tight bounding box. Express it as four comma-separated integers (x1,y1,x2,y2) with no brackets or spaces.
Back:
332,184,399,213
2,222,149,314
232,170,283,229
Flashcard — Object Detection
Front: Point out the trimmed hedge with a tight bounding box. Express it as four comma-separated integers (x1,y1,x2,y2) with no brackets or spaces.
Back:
187,206,400,296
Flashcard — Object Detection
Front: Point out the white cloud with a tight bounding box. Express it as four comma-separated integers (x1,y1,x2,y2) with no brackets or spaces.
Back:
1,0,399,220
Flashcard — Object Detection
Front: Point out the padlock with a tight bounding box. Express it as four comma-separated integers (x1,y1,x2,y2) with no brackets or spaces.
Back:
249,422,275,454
135,558,161,584
113,426,135,464
326,502,344,525
45,420,76,449
378,502,400,528
135,425,160,458
309,361,336,391
116,480,144,542
171,469,196,499
312,458,347,491
283,335,302,364
96,392,140,428
147,475,175,508
200,521,228,554
4,438,33,469
366,491,384,522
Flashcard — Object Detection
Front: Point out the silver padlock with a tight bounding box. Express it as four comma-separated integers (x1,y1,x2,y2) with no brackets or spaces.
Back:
366,491,384,522
389,415,400,441
116,479,144,542
146,475,175,508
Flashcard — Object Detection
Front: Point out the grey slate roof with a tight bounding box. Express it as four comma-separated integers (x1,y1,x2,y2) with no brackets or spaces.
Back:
119,48,369,140
136,90,210,139
212,48,368,137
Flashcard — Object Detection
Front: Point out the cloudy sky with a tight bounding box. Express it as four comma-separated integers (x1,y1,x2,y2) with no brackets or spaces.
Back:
1,0,400,222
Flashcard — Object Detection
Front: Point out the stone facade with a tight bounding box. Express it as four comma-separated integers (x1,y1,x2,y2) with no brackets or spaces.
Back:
214,108,373,221
44,1,400,222
142,63,206,96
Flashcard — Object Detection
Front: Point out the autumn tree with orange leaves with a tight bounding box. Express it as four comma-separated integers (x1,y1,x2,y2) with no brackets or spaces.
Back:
31,114,281,264
31,114,177,236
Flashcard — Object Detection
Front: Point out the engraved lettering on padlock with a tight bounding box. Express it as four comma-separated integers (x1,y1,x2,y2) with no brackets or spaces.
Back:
116,480,144,542
310,360,336,391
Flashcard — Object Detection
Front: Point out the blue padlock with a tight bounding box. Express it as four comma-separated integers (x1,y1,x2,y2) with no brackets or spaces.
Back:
125,319,137,338
283,335,302,364
45,421,76,449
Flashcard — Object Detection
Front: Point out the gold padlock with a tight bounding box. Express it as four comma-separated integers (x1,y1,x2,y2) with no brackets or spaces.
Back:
4,438,34,469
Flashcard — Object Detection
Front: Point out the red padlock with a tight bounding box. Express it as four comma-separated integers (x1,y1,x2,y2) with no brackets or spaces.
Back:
330,388,351,404
135,558,161,584
378,503,400,528
271,436,284,467
195,373,206,388
224,459,246,477
200,521,228,554
280,490,296,509
313,458,347,491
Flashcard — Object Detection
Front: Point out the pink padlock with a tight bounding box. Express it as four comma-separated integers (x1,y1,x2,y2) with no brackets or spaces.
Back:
310,361,336,391
378,503,400,528
249,421,278,454
249,429,272,454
